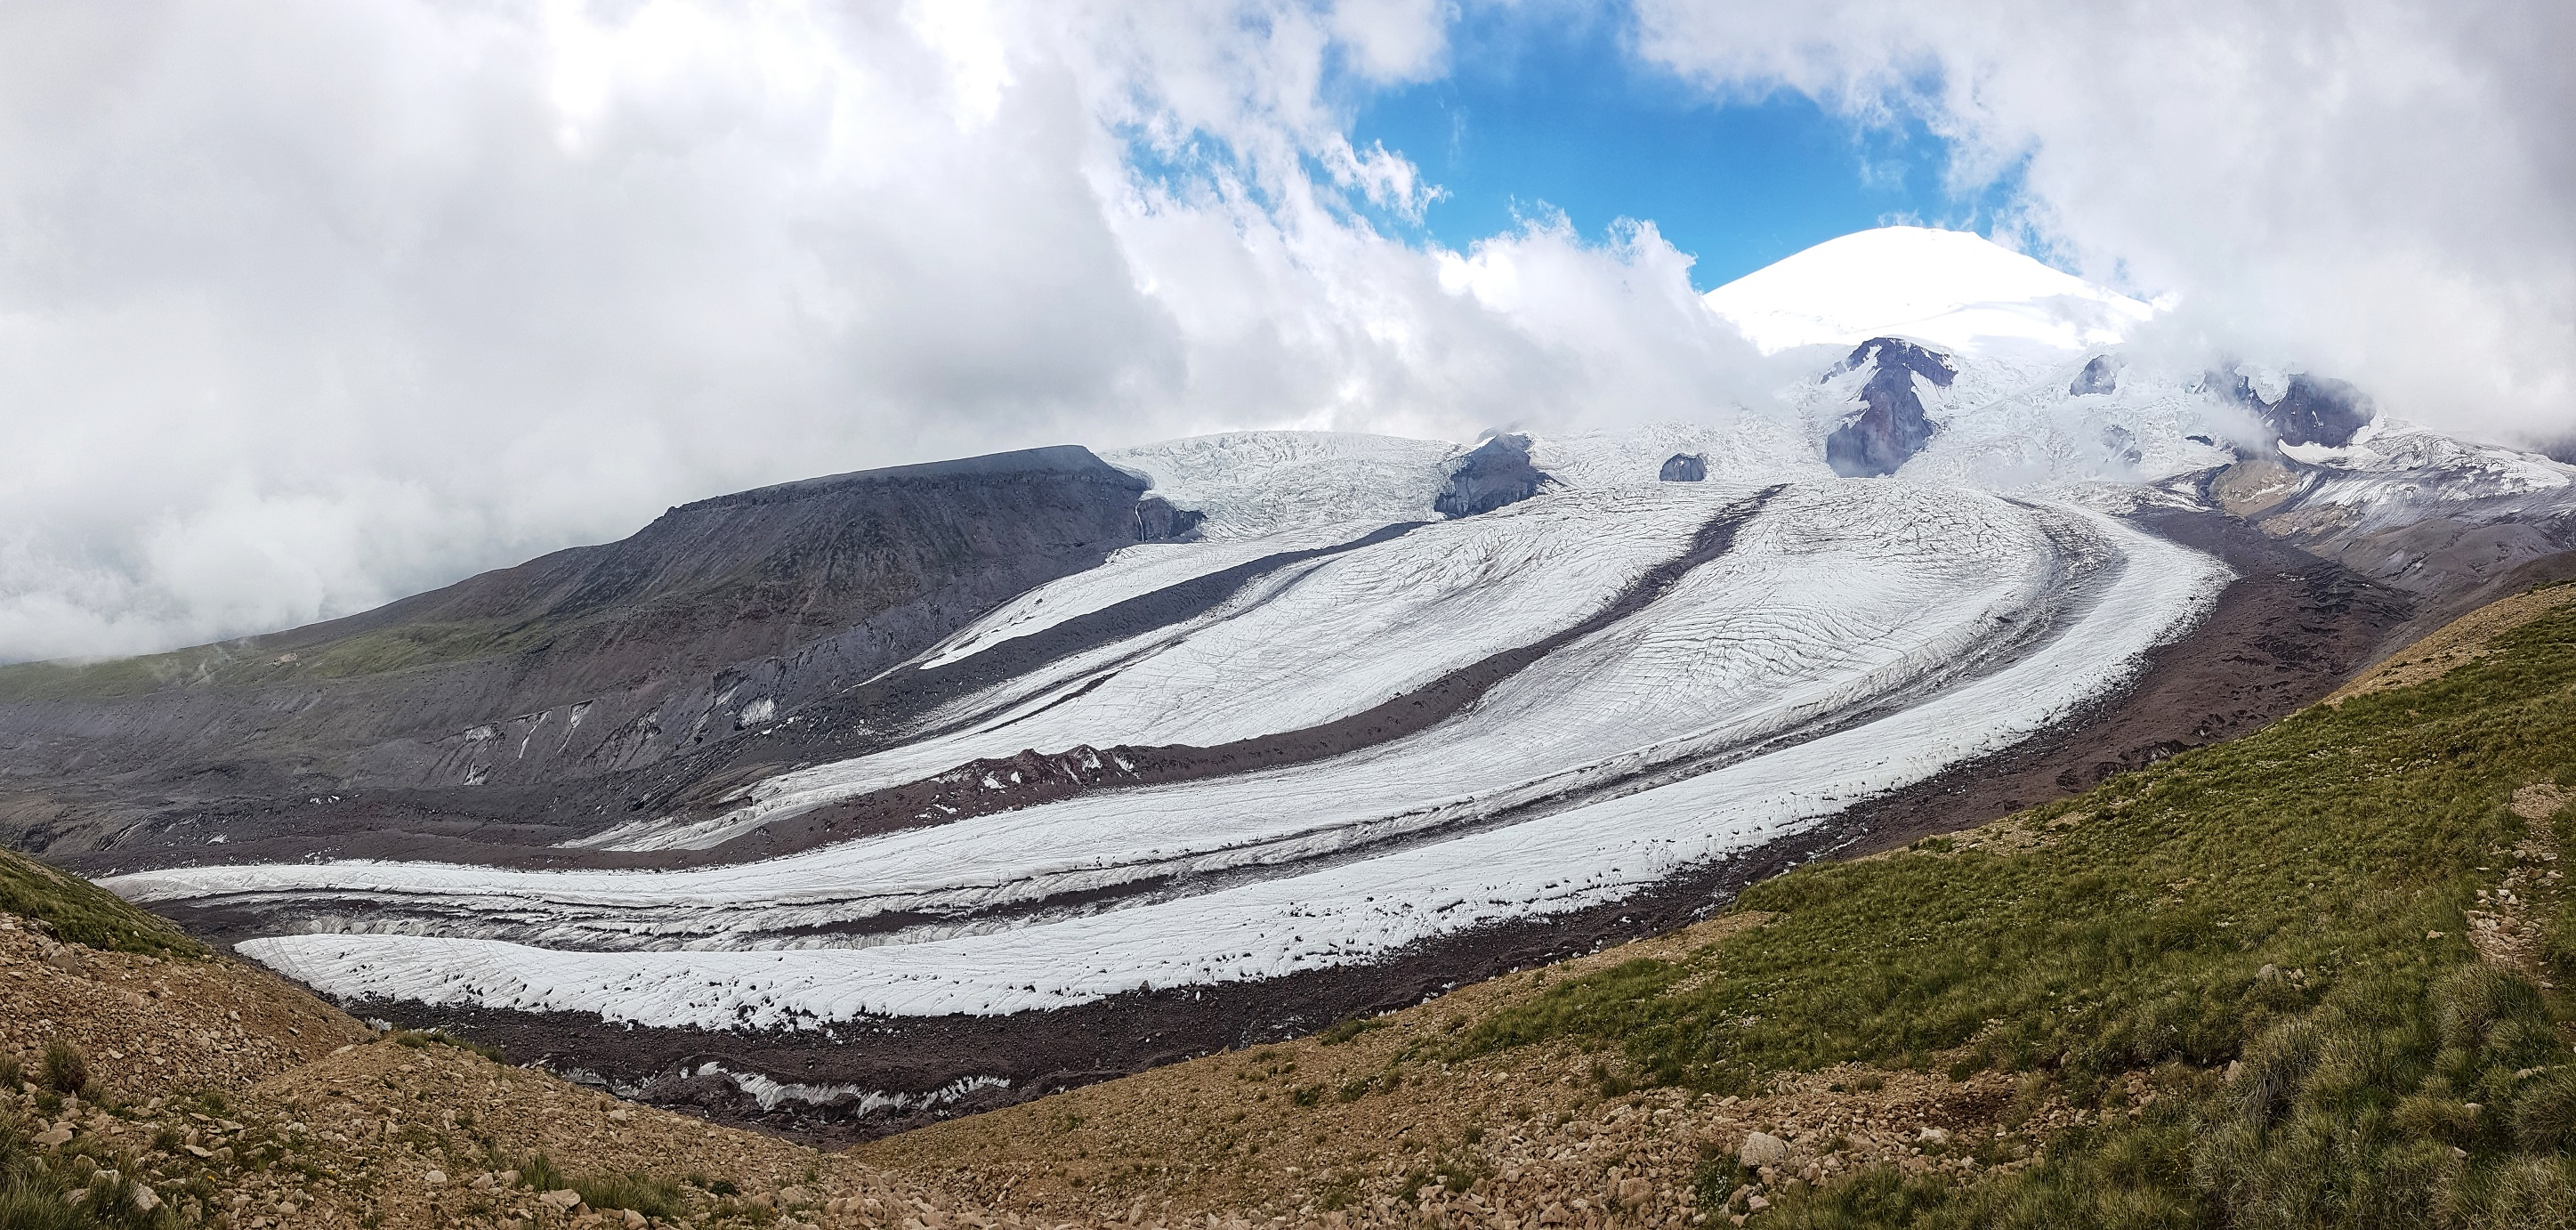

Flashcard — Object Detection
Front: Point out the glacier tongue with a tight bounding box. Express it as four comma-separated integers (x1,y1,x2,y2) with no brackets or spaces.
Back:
140,480,2231,1028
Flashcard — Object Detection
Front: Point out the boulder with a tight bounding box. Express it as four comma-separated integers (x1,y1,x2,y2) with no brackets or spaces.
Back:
1435,434,1549,517
2069,353,2120,396
1739,1131,1791,1168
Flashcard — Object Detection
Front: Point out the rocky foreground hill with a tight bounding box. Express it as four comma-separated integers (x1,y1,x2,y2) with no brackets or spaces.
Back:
10,581,2576,1228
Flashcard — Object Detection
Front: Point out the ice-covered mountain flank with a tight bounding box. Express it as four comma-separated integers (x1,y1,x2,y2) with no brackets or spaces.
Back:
7,225,2572,1137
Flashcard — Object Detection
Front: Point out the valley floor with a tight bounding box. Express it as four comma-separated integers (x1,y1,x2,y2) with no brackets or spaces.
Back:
10,580,2576,1230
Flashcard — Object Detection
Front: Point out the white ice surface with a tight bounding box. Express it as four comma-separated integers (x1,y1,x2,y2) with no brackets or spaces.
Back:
1099,431,1462,540
585,485,1729,851
908,522,1385,673
1704,226,2154,360
915,421,1835,678
1528,419,1837,491
141,486,2228,1028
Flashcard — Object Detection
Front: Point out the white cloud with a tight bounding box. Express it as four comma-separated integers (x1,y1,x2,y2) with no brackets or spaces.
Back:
0,0,1762,661
4,0,2567,662
1633,0,2576,445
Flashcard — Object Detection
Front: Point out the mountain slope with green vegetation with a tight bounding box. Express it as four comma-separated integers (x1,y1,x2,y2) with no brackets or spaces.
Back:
0,846,201,958
1460,586,2576,1226
859,586,2576,1230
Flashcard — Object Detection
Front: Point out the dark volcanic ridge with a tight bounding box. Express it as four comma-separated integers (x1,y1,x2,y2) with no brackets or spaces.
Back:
25,432,1585,879
57,520,1433,878
4,446,1204,857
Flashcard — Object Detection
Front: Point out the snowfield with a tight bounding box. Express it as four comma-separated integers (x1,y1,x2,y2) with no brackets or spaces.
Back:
1702,225,2154,360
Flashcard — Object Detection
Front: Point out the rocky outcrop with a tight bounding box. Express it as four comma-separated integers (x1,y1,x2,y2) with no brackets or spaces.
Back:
2219,370,2375,447
1135,496,1204,540
1434,434,1549,517
1824,337,1954,478
2070,353,2120,396
1659,453,1708,481
2100,425,2143,468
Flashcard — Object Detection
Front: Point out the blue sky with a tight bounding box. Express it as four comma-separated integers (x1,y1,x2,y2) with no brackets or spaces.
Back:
1345,4,2012,291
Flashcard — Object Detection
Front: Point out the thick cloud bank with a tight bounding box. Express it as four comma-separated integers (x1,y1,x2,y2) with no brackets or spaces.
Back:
0,1,1778,660
2,0,2568,660
1636,0,2576,445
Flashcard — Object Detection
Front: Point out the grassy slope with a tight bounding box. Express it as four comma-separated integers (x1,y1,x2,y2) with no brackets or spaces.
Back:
0,616,553,703
1462,589,2576,1226
0,846,201,957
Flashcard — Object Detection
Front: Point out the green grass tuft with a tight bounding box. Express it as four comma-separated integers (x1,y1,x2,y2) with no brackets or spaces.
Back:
39,1041,88,1096
385,1029,506,1064
0,1109,175,1229
1317,1016,1387,1046
572,1172,686,1219
0,847,203,958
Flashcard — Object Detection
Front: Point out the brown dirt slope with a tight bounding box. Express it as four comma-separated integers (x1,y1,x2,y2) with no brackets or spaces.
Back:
2329,580,2576,700
0,871,1021,1230
858,911,2100,1230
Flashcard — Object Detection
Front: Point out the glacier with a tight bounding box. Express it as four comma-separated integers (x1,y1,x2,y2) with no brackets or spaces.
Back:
130,481,2227,1026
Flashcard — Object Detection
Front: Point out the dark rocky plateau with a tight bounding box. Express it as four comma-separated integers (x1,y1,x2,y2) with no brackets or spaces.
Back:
0,447,1199,863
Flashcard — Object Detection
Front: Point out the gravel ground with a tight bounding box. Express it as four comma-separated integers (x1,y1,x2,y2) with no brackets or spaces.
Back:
857,910,2120,1230
3,911,1018,1230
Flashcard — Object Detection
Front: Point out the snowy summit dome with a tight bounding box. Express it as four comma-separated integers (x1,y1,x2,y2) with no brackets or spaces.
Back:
1703,226,2154,360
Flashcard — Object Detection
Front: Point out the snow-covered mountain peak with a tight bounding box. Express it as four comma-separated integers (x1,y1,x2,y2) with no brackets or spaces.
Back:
1705,226,2154,360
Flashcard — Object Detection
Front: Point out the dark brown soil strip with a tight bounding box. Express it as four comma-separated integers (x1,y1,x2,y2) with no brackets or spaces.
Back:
324,509,2410,1145
1833,507,2412,856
